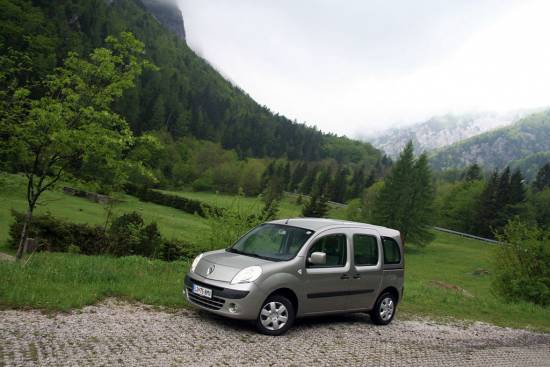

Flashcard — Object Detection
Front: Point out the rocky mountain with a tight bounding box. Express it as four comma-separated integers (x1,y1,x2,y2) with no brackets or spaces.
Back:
367,110,536,158
428,110,550,173
141,0,186,41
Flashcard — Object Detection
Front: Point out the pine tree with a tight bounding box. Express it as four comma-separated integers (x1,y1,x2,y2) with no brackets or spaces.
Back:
281,161,291,191
372,141,434,246
463,164,482,182
289,162,307,192
533,163,550,192
302,168,330,218
509,169,526,205
365,170,376,189
347,165,365,199
474,170,499,238
329,166,348,203
300,166,318,195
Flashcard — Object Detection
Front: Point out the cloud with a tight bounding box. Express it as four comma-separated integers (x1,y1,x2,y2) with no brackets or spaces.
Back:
178,0,549,137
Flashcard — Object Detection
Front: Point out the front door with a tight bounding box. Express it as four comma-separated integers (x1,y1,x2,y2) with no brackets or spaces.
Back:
302,232,351,315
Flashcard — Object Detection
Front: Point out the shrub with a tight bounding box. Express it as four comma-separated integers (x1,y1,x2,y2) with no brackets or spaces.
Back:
493,219,550,306
203,203,263,249
107,212,163,258
125,184,222,217
9,211,198,261
9,210,108,254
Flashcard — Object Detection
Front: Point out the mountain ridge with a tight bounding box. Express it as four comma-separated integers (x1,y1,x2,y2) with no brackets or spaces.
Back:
428,110,550,176
366,109,540,158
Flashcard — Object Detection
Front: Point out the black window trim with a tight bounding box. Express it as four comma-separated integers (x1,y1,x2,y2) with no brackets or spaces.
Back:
306,233,348,268
382,236,401,265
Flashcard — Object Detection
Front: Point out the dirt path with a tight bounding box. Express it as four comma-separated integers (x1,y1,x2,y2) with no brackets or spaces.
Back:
1,300,549,367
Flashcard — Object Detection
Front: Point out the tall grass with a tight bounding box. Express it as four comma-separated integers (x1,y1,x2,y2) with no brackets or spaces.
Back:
0,253,189,310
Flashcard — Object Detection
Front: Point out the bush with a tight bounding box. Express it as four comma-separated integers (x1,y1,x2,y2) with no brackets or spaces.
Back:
107,212,163,257
493,219,550,306
125,184,222,217
9,210,197,261
203,204,263,249
9,210,108,254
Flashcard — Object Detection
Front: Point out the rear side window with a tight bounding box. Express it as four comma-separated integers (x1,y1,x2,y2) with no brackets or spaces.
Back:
353,234,378,266
382,237,401,264
307,234,347,268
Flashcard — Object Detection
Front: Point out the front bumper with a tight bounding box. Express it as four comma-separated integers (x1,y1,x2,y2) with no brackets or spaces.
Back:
184,273,265,320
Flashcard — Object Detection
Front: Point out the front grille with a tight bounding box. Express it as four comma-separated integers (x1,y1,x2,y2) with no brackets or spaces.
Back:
187,287,226,310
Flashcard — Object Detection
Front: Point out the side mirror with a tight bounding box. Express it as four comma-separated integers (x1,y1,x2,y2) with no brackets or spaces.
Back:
308,251,327,265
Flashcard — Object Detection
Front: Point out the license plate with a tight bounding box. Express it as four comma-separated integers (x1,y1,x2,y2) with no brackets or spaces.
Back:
192,284,212,299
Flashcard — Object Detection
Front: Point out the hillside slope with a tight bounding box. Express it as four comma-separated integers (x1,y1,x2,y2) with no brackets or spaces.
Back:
1,0,380,165
367,110,534,158
428,110,550,172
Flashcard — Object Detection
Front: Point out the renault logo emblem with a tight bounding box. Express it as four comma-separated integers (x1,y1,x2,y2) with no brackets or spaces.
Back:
206,265,215,275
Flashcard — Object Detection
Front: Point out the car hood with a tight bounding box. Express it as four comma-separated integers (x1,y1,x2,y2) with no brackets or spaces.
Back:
194,250,271,282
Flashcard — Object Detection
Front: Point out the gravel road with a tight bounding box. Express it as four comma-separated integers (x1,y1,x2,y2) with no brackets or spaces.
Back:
1,299,549,367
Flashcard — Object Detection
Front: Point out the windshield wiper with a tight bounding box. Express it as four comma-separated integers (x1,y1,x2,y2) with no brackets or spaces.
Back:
226,248,281,262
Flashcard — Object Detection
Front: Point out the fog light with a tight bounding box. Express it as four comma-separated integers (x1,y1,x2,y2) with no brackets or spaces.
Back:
228,303,238,313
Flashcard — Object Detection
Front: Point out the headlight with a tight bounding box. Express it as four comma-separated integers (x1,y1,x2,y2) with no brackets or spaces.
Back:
231,266,262,284
190,253,203,273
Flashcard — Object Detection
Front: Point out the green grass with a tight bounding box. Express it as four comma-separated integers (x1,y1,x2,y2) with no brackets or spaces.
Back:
0,253,188,310
0,173,211,252
402,231,550,332
157,188,346,219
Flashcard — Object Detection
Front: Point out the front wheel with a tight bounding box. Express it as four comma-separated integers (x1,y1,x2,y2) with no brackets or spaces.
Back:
370,292,397,325
256,295,295,335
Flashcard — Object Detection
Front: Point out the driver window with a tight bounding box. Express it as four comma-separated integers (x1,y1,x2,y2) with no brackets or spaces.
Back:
307,234,347,268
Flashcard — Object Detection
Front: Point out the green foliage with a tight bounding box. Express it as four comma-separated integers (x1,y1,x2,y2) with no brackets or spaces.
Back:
473,167,528,238
462,164,482,182
107,212,162,257
203,201,263,249
531,188,550,230
533,163,550,192
125,184,222,218
435,180,484,233
493,219,550,306
302,168,331,218
372,142,435,246
8,210,195,261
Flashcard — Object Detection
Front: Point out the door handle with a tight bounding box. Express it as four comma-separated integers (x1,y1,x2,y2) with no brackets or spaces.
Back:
340,274,350,279
353,274,361,279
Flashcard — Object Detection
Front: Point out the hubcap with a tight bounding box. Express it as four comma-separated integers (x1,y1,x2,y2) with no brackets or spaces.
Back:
379,297,394,321
260,301,288,331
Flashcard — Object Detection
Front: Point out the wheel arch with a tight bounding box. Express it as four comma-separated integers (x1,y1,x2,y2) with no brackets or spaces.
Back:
266,288,299,315
378,286,400,304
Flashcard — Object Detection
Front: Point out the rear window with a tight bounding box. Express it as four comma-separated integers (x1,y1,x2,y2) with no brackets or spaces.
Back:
382,237,401,264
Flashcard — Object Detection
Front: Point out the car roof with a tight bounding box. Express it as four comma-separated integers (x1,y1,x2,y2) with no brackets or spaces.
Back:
268,218,400,237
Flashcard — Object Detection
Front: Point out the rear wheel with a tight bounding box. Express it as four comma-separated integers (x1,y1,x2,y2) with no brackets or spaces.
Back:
256,295,295,336
370,292,396,325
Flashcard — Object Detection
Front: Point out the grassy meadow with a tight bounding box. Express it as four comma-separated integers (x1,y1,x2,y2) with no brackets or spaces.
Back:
0,172,549,332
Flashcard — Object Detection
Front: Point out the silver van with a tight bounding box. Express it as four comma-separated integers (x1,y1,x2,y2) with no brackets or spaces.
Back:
184,218,404,335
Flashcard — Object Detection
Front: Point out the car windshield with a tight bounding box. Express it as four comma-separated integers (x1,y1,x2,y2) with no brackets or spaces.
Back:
228,224,314,261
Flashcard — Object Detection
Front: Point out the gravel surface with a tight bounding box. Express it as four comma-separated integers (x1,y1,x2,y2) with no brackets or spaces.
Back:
1,299,549,367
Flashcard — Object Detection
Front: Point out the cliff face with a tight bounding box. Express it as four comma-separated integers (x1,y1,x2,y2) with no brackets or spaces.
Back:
141,0,186,41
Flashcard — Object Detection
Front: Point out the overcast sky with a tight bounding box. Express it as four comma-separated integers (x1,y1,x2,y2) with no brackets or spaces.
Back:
177,0,550,138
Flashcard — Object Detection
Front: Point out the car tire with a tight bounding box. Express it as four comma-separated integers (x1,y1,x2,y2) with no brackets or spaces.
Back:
370,292,397,325
256,295,295,336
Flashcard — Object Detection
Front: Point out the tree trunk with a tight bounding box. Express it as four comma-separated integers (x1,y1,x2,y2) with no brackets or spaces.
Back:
15,210,33,260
